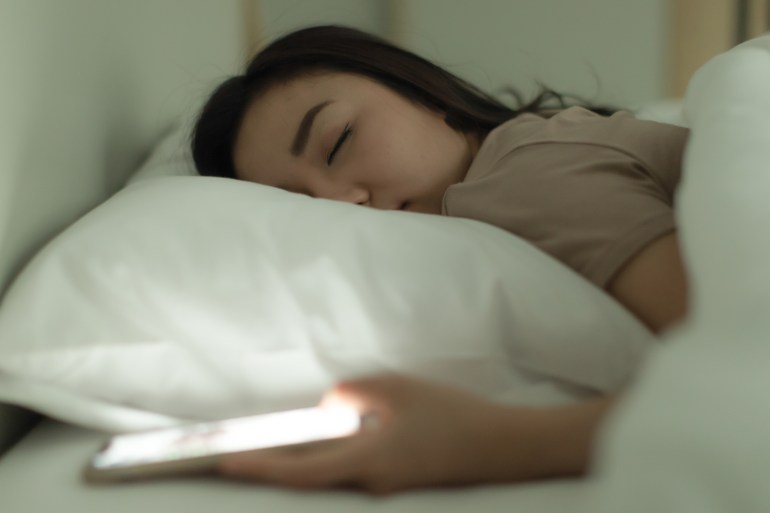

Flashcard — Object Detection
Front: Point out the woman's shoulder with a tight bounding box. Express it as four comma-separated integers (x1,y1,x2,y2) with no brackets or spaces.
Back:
462,107,611,181
485,106,657,151
466,106,688,183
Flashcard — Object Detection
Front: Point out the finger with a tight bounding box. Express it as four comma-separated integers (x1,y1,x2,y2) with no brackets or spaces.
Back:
218,434,374,489
219,441,366,489
322,373,412,416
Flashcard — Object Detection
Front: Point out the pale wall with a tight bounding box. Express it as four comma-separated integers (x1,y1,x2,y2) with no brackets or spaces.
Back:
257,0,670,109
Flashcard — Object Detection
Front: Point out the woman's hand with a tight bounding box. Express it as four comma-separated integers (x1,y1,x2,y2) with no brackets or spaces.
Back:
217,374,613,495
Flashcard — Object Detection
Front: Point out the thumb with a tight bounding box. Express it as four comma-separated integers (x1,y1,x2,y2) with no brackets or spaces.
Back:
321,374,409,422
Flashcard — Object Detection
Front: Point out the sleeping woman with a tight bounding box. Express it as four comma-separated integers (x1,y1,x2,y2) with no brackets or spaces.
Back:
190,25,689,494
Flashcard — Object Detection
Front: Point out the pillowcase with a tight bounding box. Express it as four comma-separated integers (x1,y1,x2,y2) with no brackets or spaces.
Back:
635,98,686,127
0,172,655,432
128,122,199,184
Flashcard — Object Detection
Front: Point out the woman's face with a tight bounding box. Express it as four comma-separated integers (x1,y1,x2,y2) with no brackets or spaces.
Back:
233,72,478,214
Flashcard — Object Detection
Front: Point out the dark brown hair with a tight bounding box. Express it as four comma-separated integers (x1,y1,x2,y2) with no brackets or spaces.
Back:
192,25,614,178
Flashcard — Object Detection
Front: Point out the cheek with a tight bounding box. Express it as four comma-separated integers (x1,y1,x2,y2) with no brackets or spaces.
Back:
351,130,402,179
375,126,431,171
352,115,450,190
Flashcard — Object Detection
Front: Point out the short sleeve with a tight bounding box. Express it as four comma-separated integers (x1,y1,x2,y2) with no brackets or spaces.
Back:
443,142,677,289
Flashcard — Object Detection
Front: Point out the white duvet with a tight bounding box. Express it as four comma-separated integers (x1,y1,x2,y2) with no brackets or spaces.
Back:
591,35,770,511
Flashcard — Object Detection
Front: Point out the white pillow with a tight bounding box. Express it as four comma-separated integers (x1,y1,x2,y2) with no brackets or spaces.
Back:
635,98,686,127
128,122,198,184
0,177,654,433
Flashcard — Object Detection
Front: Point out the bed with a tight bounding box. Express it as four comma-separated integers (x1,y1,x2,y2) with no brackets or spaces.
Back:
2,2,770,511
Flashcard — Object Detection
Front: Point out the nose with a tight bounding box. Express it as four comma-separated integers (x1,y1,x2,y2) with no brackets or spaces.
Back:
314,181,370,206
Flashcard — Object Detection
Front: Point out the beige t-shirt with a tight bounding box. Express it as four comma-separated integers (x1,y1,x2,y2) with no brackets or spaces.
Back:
442,106,689,289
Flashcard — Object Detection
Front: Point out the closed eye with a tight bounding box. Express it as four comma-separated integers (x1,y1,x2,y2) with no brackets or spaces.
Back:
326,123,352,166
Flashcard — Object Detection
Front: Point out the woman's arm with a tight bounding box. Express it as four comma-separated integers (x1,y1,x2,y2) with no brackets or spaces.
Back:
608,231,688,333
218,374,615,494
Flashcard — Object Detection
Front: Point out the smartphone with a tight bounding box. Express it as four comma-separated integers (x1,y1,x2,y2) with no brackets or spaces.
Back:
83,406,362,483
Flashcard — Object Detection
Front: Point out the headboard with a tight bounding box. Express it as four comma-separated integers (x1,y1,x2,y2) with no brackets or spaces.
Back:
0,0,249,452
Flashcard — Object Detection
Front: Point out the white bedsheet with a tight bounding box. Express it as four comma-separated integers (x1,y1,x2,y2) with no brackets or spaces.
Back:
590,34,770,511
0,419,592,513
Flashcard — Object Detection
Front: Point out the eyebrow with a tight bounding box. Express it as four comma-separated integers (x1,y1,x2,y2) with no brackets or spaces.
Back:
290,100,333,156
